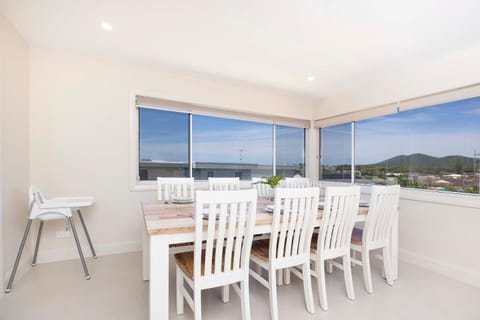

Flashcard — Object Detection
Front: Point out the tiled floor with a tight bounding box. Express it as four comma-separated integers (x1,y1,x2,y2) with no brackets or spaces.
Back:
1,252,479,320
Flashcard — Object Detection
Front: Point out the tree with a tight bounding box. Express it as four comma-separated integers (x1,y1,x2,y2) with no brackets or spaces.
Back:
454,160,463,174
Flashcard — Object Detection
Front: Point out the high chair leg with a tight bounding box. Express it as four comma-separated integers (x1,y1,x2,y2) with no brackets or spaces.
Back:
77,210,97,259
6,219,33,293
32,220,44,266
68,216,90,280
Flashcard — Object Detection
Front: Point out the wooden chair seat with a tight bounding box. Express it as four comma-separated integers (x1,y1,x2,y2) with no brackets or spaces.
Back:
170,242,194,248
251,239,270,261
175,249,228,280
351,228,363,246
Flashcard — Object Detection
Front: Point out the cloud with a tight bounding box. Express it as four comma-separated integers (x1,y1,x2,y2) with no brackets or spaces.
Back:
464,108,480,116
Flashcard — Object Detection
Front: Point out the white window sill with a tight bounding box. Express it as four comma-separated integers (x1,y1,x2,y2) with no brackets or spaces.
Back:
399,187,480,209
132,179,480,209
320,181,480,209
130,180,256,192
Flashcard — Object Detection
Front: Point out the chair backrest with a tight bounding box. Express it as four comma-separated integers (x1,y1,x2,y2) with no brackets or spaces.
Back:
316,186,360,255
157,178,194,201
194,189,257,280
29,186,46,219
29,186,45,206
269,187,319,263
363,185,400,246
252,177,274,199
208,177,240,191
284,177,310,188
28,186,70,219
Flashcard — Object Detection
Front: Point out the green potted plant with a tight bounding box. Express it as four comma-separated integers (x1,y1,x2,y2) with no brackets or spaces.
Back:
253,174,283,188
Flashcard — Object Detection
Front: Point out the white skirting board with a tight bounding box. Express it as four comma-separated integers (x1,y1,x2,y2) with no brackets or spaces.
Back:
35,240,142,264
399,249,480,288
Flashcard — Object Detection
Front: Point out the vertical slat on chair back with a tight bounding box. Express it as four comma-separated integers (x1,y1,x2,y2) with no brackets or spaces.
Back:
364,185,400,245
208,177,240,191
284,178,310,188
318,186,360,253
270,187,319,260
157,178,194,201
194,189,257,279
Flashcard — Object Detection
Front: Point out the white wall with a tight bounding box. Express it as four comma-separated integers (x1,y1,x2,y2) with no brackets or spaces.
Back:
0,15,30,291
314,45,480,118
29,46,315,262
399,199,480,287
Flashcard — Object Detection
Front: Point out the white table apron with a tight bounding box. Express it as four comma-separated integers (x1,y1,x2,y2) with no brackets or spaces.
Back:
143,211,399,320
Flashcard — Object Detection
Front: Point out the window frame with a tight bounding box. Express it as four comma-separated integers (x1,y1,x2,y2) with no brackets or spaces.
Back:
130,92,309,191
317,86,480,209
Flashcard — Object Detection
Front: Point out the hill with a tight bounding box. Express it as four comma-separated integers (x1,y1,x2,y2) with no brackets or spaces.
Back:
361,153,474,170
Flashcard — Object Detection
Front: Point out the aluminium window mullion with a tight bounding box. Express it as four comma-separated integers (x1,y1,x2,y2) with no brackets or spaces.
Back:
189,113,193,178
351,121,355,184
272,124,276,176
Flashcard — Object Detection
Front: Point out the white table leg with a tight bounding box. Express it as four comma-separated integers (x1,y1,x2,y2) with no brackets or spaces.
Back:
150,235,169,320
143,230,150,281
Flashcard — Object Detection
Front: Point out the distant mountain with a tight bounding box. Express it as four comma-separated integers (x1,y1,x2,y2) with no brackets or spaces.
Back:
362,153,475,170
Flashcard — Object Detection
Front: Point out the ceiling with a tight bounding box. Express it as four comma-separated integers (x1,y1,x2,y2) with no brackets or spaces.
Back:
1,0,479,98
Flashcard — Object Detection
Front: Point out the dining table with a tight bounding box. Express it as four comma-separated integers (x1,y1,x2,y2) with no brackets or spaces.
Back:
142,197,398,320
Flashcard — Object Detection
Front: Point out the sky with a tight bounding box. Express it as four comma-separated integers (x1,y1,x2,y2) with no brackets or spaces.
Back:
322,96,480,165
139,109,304,165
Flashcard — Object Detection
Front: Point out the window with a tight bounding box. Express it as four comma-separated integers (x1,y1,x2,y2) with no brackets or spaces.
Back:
276,125,305,178
192,114,272,180
138,108,189,180
319,123,352,182
137,104,307,181
320,96,480,195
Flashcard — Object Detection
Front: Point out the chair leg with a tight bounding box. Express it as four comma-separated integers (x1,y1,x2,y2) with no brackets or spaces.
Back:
194,287,202,320
302,263,315,314
32,221,44,266
240,278,251,320
326,260,334,274
255,263,262,275
284,268,291,285
269,268,279,320
222,285,230,303
383,246,394,286
5,219,33,293
77,210,97,258
362,249,373,294
277,269,283,286
176,265,184,314
68,216,90,280
316,259,328,311
343,255,355,300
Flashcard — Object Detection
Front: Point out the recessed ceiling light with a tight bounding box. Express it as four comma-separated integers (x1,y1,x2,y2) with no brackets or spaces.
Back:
100,21,113,31
307,76,315,81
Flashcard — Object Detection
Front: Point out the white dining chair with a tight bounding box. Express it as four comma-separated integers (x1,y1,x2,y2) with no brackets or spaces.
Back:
157,177,194,201
174,189,257,320
284,177,310,188
350,185,400,293
208,177,240,191
5,186,96,293
252,177,274,199
310,186,360,311
249,187,319,320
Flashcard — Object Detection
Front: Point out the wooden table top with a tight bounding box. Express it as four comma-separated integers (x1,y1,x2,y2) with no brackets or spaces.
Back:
142,199,368,236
